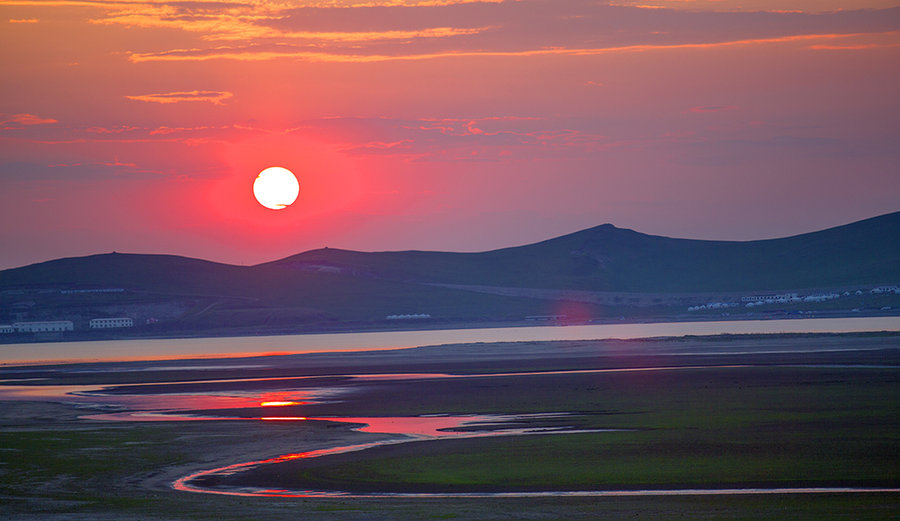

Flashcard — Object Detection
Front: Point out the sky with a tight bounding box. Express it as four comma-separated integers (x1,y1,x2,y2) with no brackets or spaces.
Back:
1,0,898,269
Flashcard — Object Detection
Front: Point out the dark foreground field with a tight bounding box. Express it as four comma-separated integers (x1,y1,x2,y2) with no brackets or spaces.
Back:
1,333,898,520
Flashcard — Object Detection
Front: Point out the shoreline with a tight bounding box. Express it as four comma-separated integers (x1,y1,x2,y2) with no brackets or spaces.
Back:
3,308,898,347
1,315,899,367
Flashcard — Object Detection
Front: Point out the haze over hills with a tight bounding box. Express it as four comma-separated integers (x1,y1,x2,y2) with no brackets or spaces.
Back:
1,212,898,337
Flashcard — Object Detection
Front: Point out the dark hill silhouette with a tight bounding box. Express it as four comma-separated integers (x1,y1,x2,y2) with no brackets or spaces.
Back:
269,211,900,292
0,212,900,312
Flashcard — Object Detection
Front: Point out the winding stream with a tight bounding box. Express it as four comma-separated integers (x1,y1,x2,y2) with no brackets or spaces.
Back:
172,414,626,497
170,412,900,498
62,365,899,500
3,353,897,499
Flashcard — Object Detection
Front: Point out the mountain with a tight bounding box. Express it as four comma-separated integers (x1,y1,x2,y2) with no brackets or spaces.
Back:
268,211,900,292
1,212,897,332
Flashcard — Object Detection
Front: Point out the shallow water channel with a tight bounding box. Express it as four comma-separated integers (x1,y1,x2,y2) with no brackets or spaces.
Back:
5,365,898,498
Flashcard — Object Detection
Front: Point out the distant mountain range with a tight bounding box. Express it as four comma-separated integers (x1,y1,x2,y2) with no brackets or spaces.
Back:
1,212,898,331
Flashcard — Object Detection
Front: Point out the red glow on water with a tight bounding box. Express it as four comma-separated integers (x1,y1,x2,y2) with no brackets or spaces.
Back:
260,401,301,407
325,416,491,436
260,416,308,421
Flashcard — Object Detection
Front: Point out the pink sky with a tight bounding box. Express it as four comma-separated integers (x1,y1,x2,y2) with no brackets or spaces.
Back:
1,0,898,269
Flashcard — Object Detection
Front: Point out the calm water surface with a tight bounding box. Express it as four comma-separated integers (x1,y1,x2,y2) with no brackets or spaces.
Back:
1,316,898,365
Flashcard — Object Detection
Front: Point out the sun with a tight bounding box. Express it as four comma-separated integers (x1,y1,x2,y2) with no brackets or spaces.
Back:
253,167,299,210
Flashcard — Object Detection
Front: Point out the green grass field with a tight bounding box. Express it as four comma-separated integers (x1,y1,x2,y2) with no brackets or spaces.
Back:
224,366,900,494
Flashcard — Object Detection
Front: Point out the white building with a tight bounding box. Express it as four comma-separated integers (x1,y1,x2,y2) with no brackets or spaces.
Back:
89,317,134,329
14,321,74,333
803,293,840,302
0,325,14,334
741,293,799,303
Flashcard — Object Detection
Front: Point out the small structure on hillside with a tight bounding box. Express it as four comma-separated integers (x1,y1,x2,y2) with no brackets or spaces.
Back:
14,321,74,332
89,317,134,329
741,293,799,303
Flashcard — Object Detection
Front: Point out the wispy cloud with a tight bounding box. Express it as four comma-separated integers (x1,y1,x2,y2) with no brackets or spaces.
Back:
608,0,899,13
128,32,898,62
298,115,615,163
0,122,264,150
9,18,39,23
0,0,498,6
8,0,899,63
0,113,58,128
808,42,900,50
276,26,489,42
0,160,170,181
83,0,493,44
95,8,489,42
125,90,233,104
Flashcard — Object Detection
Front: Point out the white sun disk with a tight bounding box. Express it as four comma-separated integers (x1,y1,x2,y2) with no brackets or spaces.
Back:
253,167,299,210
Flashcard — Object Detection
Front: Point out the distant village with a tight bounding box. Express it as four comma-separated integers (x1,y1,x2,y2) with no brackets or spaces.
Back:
687,285,899,312
0,287,141,335
1,283,897,338
0,317,133,334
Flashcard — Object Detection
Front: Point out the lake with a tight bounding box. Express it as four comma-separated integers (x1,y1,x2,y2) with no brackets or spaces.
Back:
1,316,898,365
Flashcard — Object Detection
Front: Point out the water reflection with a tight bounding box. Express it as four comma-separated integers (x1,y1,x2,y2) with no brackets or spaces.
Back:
0,364,863,423
0,381,334,422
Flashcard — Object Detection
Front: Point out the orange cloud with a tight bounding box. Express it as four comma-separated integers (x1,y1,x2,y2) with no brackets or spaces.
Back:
129,32,898,63
86,125,141,134
0,113,58,126
86,1,490,42
9,18,39,23
809,43,900,50
278,26,488,42
0,0,500,8
90,10,279,41
125,90,233,105
315,0,503,5
609,0,899,12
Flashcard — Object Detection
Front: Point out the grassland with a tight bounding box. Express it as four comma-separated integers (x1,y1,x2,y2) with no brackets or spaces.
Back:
215,366,899,494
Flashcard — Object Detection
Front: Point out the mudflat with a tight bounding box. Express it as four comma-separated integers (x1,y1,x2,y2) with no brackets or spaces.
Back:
1,332,898,520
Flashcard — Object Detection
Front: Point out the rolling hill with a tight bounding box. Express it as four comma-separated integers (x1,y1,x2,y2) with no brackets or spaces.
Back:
1,211,897,333
268,211,900,292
